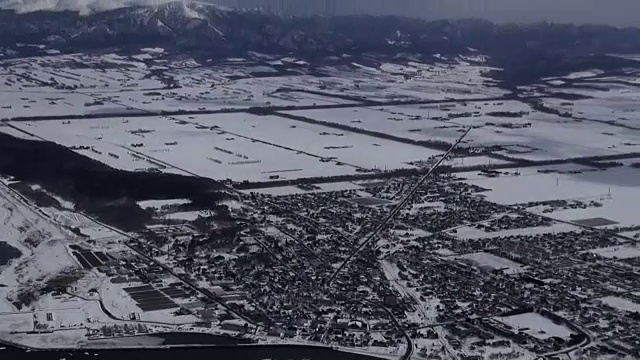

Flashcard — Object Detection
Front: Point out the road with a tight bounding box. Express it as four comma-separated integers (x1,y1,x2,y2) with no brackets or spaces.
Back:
327,127,472,286
74,210,260,327
360,299,414,360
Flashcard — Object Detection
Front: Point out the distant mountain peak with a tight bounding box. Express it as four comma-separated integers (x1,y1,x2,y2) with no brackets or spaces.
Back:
0,4,640,87
0,0,228,16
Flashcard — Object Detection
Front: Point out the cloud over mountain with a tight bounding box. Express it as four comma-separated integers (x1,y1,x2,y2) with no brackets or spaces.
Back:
0,0,182,14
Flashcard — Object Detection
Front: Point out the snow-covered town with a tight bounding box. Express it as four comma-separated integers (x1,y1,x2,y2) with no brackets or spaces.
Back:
1,10,640,360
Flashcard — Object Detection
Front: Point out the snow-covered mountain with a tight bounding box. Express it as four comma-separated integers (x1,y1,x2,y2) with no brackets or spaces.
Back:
1,1,640,86
0,0,195,14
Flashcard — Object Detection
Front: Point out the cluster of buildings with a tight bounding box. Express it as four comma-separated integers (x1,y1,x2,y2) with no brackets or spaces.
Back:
112,171,640,357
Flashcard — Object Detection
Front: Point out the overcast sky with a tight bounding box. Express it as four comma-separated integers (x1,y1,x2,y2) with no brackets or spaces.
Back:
423,0,640,27
215,0,640,27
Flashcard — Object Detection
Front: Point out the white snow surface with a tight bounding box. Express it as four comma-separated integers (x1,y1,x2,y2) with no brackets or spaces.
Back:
587,245,640,259
137,198,192,209
457,252,525,274
0,183,74,290
461,166,640,228
449,222,579,240
7,112,454,183
495,312,575,340
598,296,640,313
162,210,213,221
241,181,363,196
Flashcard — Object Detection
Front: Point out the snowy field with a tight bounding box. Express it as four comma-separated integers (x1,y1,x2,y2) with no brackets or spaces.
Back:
494,312,575,340
0,52,510,120
597,296,640,313
457,252,525,274
541,84,640,128
8,113,451,183
105,77,354,113
7,116,355,181
449,222,579,240
183,113,444,170
460,165,640,228
286,99,639,161
0,53,368,120
0,89,141,118
0,183,72,292
283,101,527,141
319,55,507,101
240,181,364,196
162,210,213,221
0,123,42,140
137,198,192,209
587,245,640,259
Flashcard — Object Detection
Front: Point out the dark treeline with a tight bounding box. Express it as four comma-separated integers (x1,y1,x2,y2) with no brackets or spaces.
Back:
0,133,232,230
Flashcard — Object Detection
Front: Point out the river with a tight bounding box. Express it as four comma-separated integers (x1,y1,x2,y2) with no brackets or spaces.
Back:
0,344,382,360
0,333,384,360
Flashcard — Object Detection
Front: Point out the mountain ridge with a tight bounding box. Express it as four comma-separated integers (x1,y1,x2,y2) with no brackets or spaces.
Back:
1,2,640,85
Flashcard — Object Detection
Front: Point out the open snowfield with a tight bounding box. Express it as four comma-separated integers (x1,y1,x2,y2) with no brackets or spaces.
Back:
162,210,213,221
5,53,504,116
319,56,507,101
286,100,639,160
0,183,73,289
0,123,40,140
29,293,114,330
2,53,164,90
449,221,579,240
1,238,77,287
8,116,356,181
0,89,139,119
42,208,125,242
0,312,32,332
457,252,525,274
283,102,497,139
8,112,452,183
183,113,444,170
471,113,639,160
0,53,405,118
542,84,640,127
241,181,364,196
597,296,640,313
0,53,371,120
106,78,352,113
460,165,640,228
137,198,192,209
587,245,640,259
495,312,575,340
